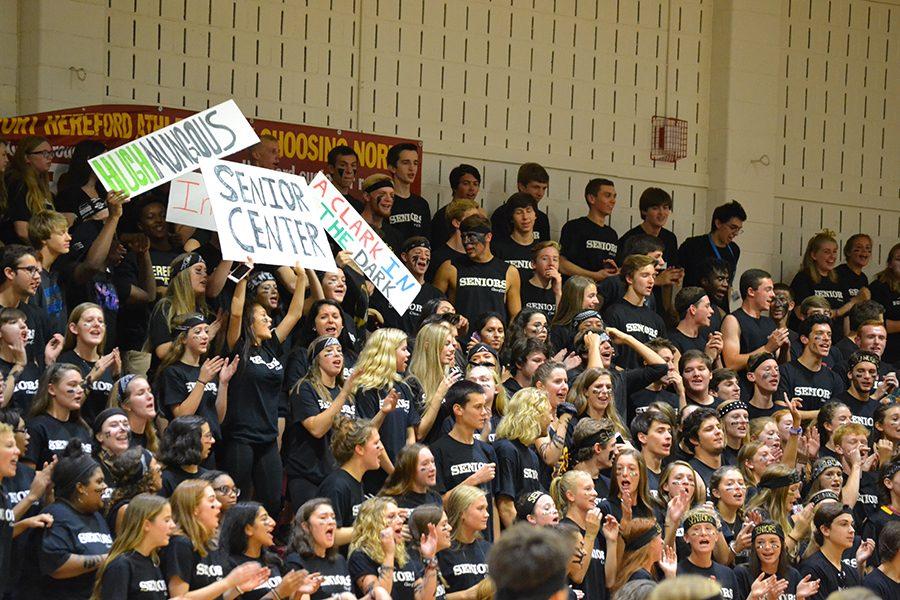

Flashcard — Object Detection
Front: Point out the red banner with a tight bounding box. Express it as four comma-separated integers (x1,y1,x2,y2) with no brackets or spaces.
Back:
0,104,422,194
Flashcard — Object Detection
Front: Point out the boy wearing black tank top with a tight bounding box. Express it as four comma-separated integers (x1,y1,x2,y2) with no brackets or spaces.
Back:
433,215,521,327
722,269,789,375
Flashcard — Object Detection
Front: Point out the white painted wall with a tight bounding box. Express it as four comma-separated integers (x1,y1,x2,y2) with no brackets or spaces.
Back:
4,0,898,282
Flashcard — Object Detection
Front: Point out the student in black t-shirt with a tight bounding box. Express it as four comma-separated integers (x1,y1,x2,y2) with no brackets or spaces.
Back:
778,314,845,416
628,339,682,425
837,233,873,300
107,374,159,454
549,276,601,353
682,408,725,488
158,416,213,497
603,255,667,370
156,312,237,450
493,192,540,282
670,287,723,367
0,306,45,415
675,509,739,599
223,260,307,520
316,417,384,548
285,299,359,389
106,447,164,535
864,521,900,596
617,187,679,270
387,143,431,241
24,362,93,467
326,145,362,209
92,407,133,488
37,441,113,600
717,400,750,467
220,502,307,600
744,351,782,419
722,268,789,373
0,244,57,365
560,177,619,284
59,302,118,423
371,237,445,333
680,351,719,409
284,498,354,600
434,214,521,327
408,504,452,599
833,422,881,527
678,201,746,296
491,162,551,246
381,443,444,510
610,518,675,591
734,521,819,600
869,243,900,366
799,502,874,600
711,368,742,404
437,485,493,597
432,164,481,247
835,351,883,428
359,174,404,253
631,411,673,491
489,522,574,600
520,241,563,321
285,336,358,508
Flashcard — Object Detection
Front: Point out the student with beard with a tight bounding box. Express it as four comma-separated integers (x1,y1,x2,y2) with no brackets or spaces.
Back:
381,443,444,510
520,241,563,321
799,502,875,600
864,520,900,595
431,164,481,246
560,178,620,283
359,174,404,253
834,351,882,428
387,143,430,241
675,508,738,599
734,522,820,600
430,380,499,542
722,269,789,373
434,214,521,327
682,407,724,488
285,336,359,508
570,419,617,503
778,314,845,416
493,192,540,282
370,237,444,333
284,498,353,600
427,199,481,284
24,362,92,467
491,163,552,246
669,287,723,365
603,255,667,370
631,411,673,494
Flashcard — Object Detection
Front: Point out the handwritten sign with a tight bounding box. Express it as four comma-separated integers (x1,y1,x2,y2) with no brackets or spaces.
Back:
200,160,336,272
308,171,421,314
89,100,259,197
165,172,215,230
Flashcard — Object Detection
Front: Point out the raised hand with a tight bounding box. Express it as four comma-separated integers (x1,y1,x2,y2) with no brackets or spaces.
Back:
219,356,240,384
584,508,602,537
43,333,64,366
469,462,495,486
857,537,875,564
665,490,690,526
224,561,271,591
795,574,820,600
199,356,226,383
420,523,439,559
207,309,226,340
601,514,619,542
659,544,677,579
29,456,57,501
620,490,633,522
380,388,399,414
379,526,396,554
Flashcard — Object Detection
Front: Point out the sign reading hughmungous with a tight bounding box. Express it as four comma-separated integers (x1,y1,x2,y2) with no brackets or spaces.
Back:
89,100,259,197
308,171,421,315
200,160,337,273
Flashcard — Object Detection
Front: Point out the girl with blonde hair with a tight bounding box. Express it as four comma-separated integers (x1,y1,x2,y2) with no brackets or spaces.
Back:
611,518,677,590
406,321,460,441
351,328,419,494
438,485,492,597
570,367,628,439
349,496,438,600
790,230,863,321
147,252,214,362
59,302,119,422
5,136,56,243
745,464,807,554
494,387,551,527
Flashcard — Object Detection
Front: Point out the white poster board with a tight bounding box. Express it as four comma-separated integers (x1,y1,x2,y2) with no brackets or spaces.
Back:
89,99,259,197
165,171,215,230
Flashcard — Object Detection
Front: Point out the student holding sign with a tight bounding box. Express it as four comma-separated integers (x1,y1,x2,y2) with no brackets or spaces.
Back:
433,214,521,329
359,174,404,254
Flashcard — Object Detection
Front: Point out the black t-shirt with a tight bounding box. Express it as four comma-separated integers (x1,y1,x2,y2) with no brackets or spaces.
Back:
603,300,667,370
834,390,878,428
790,270,849,312
870,279,900,366
370,282,444,333
284,381,356,484
316,469,365,529
735,565,801,600
519,280,557,321
99,550,168,600
560,516,607,600
355,382,421,493
678,234,740,287
115,248,180,352
5,299,50,366
611,365,668,426
161,466,208,498
746,401,780,421
390,489,444,510
284,552,352,599
431,434,498,542
627,388,679,427
389,192,432,242
798,550,861,600
491,203,550,246
835,264,868,299
349,549,422,600
688,457,720,498
453,256,509,326
157,361,223,442
560,217,618,273
160,535,228,591
437,539,491,594
225,337,285,444
427,244,467,284
676,558,738,599
0,357,42,415
24,414,93,466
493,238,535,283
618,225,679,266
493,438,542,502
778,360,845,412
0,488,11,594
863,566,900,597
38,501,114,600
227,554,283,600
58,350,115,424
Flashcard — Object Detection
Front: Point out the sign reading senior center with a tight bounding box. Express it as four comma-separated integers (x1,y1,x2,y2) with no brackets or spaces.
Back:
89,100,259,197
308,172,421,315
200,160,336,273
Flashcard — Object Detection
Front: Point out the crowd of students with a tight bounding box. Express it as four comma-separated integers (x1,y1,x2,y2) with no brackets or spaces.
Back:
0,133,899,600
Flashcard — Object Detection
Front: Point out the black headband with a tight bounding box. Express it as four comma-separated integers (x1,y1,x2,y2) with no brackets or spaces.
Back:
171,253,204,278
515,490,547,521
810,457,842,482
625,523,662,552
92,407,128,435
308,336,341,362
574,429,615,453
752,522,785,543
364,178,393,194
809,490,840,506
173,312,208,332
848,351,880,370
467,343,497,362
401,238,431,254
718,401,749,419
683,512,718,531
759,469,802,489
747,352,777,374
247,271,276,295
884,460,900,482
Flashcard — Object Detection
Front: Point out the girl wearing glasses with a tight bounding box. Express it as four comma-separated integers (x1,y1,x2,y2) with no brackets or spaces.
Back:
735,521,820,600
199,469,240,514
59,302,118,423
158,416,214,497
24,362,92,468
4,136,56,245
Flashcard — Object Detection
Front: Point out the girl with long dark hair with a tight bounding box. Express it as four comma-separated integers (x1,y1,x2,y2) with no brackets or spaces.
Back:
25,362,92,467
734,521,820,600
105,446,163,534
381,443,443,510
284,498,352,599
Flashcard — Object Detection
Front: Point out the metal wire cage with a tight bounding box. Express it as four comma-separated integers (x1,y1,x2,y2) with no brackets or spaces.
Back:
650,116,688,163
